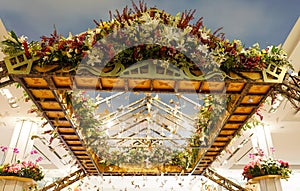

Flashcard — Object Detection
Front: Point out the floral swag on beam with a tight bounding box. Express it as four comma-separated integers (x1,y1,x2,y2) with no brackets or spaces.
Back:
0,1,293,76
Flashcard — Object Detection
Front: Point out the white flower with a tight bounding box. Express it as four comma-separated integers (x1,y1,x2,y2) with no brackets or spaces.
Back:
160,60,169,68
240,48,246,54
162,26,178,43
200,32,209,40
18,35,28,43
176,39,187,52
67,32,73,40
86,55,100,66
197,44,209,54
86,49,103,66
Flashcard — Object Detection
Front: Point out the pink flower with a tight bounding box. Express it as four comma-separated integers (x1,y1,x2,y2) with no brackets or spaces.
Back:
28,160,35,167
36,156,43,163
277,159,289,168
0,146,8,152
8,163,22,173
248,153,254,159
0,159,44,181
270,147,276,153
13,165,21,173
13,147,19,154
285,162,289,167
257,148,264,157
30,150,38,155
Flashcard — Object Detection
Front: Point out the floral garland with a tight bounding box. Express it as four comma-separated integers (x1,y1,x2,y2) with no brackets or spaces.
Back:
0,1,293,73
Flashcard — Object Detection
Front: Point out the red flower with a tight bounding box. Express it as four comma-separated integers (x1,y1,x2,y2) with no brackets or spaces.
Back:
22,41,30,58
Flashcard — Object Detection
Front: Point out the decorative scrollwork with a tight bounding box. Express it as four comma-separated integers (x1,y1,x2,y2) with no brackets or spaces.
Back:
276,73,300,112
204,168,248,191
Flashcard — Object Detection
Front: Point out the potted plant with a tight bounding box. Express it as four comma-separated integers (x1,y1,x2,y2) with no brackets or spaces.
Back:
0,146,44,191
242,148,291,191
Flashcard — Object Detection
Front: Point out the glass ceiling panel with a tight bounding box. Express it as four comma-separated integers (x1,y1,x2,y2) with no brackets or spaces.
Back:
72,89,226,170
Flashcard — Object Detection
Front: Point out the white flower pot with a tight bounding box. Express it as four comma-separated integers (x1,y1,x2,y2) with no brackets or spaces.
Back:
0,176,36,191
252,175,282,191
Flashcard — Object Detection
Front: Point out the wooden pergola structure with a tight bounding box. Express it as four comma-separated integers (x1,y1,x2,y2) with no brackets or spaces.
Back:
1,5,299,190
0,54,289,190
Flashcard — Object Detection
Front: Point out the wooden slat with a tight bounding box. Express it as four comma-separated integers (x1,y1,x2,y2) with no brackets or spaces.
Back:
248,85,271,94
226,82,245,92
201,81,225,92
30,89,55,99
62,135,79,140
58,128,75,133
177,80,201,92
23,77,48,88
46,111,65,118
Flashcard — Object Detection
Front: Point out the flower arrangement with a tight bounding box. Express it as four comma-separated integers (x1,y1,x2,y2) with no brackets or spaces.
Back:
0,1,293,74
242,147,291,181
0,146,44,181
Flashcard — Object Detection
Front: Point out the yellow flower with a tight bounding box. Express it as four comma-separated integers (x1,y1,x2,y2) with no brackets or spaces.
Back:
67,52,72,58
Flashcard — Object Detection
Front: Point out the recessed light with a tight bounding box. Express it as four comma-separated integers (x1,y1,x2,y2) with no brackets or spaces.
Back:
10,103,19,108
0,88,13,99
247,97,254,103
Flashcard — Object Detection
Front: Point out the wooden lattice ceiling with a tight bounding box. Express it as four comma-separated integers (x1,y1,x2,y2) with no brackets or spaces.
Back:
2,61,281,176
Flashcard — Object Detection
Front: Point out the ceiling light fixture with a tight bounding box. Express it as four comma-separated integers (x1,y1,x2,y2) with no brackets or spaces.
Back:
0,88,19,108
247,96,254,103
0,88,13,99
8,97,19,108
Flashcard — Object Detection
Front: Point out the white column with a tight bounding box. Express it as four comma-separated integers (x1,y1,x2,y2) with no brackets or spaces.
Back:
257,177,282,191
251,125,282,191
4,120,37,163
251,125,274,156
